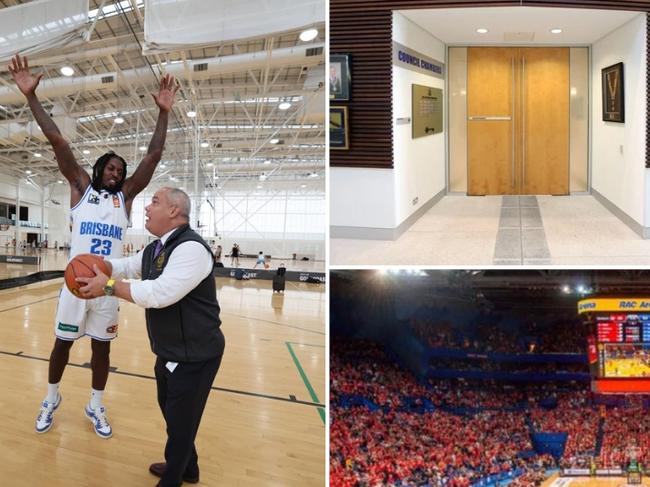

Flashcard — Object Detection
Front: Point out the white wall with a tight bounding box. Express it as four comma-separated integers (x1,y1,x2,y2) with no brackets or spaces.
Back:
392,11,446,226
329,168,395,228
591,14,647,226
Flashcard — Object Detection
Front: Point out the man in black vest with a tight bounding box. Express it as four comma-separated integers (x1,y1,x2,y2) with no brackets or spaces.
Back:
78,187,225,487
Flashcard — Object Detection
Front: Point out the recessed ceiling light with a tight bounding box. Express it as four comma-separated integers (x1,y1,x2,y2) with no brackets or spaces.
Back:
200,142,209,148
299,28,318,42
60,66,74,76
550,28,563,34
476,28,488,34
139,146,147,151
114,116,124,124
278,102,291,110
83,149,90,155
34,152,41,157
270,138,279,144
186,110,196,118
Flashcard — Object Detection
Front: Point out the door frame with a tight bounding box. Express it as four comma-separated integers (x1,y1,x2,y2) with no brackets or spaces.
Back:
445,43,592,196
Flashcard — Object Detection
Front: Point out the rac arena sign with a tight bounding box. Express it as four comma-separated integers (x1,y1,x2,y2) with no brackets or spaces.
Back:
578,298,650,313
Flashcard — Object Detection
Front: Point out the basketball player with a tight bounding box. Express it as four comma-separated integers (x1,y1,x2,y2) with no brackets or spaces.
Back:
8,54,178,438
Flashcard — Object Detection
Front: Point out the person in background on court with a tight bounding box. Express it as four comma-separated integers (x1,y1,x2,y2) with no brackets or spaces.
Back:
9,53,178,438
253,251,265,269
77,187,225,487
230,243,240,267
214,245,223,268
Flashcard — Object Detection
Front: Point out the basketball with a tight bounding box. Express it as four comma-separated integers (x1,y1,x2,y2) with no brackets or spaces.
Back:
64,254,111,299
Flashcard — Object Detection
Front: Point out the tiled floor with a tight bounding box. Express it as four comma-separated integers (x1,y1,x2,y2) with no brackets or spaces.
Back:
330,195,650,265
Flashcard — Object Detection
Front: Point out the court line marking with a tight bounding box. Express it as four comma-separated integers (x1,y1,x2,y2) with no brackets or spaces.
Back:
285,341,325,424
0,295,58,313
221,312,325,335
0,349,325,409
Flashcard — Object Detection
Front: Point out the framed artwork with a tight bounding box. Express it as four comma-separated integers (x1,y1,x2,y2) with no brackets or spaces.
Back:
602,62,624,123
330,54,351,101
330,106,349,150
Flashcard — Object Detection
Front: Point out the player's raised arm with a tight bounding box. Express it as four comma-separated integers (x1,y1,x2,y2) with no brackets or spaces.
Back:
122,74,179,201
8,55,89,198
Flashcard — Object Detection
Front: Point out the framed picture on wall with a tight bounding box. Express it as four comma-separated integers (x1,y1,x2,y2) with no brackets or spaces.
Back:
330,106,349,150
602,62,624,123
330,54,351,101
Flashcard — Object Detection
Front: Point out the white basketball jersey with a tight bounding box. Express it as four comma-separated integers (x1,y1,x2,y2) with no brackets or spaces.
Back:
69,185,129,259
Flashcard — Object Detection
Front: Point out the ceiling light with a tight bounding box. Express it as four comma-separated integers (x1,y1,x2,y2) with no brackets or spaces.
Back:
139,145,147,151
25,170,31,174
114,116,124,124
160,164,166,169
259,174,267,181
206,162,213,167
562,285,571,294
34,152,41,157
264,160,271,164
257,185,262,189
309,172,318,178
550,28,563,34
57,180,63,184
186,110,196,118
301,184,306,188
476,28,488,34
270,138,279,144
82,149,90,154
201,142,209,148
278,102,291,110
60,66,74,76
299,28,318,42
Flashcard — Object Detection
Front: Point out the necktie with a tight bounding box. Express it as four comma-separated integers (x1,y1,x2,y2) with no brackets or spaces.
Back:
153,240,163,260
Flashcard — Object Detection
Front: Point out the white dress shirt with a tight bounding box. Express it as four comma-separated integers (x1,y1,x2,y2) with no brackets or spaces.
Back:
109,227,213,309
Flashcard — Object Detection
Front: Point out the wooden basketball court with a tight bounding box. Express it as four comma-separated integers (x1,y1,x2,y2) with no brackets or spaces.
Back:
0,276,325,486
542,473,650,486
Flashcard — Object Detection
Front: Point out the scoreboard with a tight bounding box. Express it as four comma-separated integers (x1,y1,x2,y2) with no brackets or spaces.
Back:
579,298,650,393
596,314,650,343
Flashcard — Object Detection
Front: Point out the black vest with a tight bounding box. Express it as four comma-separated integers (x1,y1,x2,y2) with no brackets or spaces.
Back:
141,224,224,362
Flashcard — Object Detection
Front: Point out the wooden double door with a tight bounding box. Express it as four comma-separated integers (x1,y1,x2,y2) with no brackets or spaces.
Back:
467,47,569,195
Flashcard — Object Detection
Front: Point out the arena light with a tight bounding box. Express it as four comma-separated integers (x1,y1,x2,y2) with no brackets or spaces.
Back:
206,162,213,167
476,28,488,34
186,110,197,118
562,285,571,294
139,146,147,151
34,152,41,157
299,28,318,42
278,102,291,110
60,66,74,76
201,142,209,148
82,149,90,155
577,284,586,294
264,160,271,165
270,138,280,144
301,184,306,188
550,28,563,34
57,179,63,184
25,170,32,174
114,116,124,124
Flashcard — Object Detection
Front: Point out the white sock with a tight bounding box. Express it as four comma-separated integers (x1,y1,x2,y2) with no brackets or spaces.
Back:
46,383,59,403
90,388,104,409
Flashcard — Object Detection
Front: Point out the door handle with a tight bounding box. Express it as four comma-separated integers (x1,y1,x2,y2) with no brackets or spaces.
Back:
468,116,512,121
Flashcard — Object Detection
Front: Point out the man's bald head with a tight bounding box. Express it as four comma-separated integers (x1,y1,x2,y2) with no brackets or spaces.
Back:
145,187,191,237
161,187,191,220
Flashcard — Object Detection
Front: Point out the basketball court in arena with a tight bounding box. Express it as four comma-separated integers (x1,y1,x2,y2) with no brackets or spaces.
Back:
0,274,325,486
542,474,650,486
